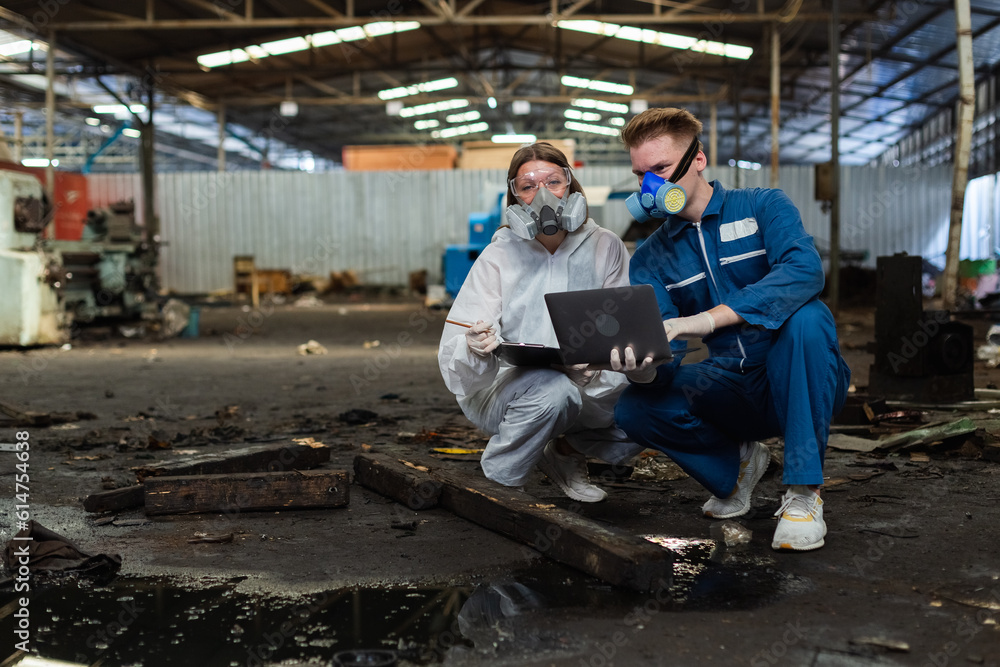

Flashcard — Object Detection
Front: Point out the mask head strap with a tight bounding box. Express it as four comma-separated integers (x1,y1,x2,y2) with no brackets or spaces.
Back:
670,136,700,184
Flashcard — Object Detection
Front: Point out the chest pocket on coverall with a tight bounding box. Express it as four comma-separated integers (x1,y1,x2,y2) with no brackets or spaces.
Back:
664,257,711,315
717,217,769,289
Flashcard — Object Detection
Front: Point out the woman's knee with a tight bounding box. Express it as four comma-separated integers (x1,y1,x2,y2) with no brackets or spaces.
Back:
521,370,584,416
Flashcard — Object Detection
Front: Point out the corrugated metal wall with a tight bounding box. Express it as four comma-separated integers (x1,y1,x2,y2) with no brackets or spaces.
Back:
89,164,972,293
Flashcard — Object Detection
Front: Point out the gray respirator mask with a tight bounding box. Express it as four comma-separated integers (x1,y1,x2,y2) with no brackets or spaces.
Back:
504,166,587,240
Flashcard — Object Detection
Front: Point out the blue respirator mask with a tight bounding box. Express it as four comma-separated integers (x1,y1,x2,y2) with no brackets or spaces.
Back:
625,137,701,223
505,166,587,240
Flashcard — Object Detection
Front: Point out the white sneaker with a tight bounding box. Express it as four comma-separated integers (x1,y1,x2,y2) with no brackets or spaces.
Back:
537,441,607,503
702,441,770,519
771,488,826,551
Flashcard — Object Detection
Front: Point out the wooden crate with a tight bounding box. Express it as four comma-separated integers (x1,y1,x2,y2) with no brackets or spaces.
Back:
342,144,458,171
458,139,576,169
257,269,293,294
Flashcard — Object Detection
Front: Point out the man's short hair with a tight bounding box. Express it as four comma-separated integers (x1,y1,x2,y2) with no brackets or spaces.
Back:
620,107,704,151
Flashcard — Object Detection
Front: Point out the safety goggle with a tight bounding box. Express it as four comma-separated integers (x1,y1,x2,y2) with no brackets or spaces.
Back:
509,167,572,202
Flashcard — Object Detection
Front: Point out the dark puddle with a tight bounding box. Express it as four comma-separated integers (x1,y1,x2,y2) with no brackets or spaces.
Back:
0,539,799,666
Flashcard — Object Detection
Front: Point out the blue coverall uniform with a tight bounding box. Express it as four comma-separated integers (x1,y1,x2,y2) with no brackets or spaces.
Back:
615,180,851,497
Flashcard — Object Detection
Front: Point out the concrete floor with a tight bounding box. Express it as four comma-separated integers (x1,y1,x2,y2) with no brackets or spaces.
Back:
1,295,999,667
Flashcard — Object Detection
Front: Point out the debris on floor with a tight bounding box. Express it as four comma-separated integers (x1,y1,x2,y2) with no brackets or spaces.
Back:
294,294,324,308
338,408,379,425
187,532,235,544
3,521,121,583
849,636,911,652
0,398,97,427
709,520,752,547
297,339,328,355
630,451,689,482
828,417,978,453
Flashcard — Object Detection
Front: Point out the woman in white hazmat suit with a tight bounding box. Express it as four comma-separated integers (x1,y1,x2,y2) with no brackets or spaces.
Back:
437,142,643,503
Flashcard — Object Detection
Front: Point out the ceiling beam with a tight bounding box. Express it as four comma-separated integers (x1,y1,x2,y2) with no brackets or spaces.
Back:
456,0,489,18
217,92,723,106
173,0,246,22
293,74,349,97
302,0,344,18
42,11,878,30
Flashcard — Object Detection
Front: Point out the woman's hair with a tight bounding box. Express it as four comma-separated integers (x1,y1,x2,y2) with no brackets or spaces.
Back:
505,142,586,208
620,107,703,153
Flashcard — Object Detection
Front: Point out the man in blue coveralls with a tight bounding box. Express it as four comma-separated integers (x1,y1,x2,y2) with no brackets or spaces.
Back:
610,107,851,551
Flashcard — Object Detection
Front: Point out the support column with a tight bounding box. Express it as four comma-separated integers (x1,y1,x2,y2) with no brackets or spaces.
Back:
942,0,975,311
13,111,22,162
733,83,742,188
217,103,226,172
828,1,841,315
770,24,781,188
141,88,157,244
709,102,718,168
45,31,56,199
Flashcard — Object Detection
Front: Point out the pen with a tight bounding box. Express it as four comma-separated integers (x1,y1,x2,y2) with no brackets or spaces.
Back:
446,319,495,334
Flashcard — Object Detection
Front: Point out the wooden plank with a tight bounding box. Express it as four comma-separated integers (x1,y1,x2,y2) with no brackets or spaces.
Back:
353,453,672,591
353,453,442,510
144,470,349,515
83,485,145,513
133,441,330,482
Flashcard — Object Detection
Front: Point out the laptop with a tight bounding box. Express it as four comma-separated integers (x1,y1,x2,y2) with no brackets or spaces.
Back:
544,284,674,368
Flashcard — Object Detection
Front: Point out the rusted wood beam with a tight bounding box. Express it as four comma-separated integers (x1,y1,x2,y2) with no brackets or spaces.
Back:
144,470,349,515
354,453,673,591
133,440,330,482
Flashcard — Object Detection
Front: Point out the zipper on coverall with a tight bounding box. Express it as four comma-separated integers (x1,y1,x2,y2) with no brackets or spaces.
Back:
693,221,748,370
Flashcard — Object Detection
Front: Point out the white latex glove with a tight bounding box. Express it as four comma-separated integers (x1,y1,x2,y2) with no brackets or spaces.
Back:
610,346,658,384
663,311,715,342
466,320,499,358
559,363,597,387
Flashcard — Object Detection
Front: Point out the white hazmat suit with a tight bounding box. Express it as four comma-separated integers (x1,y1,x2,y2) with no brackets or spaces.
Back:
438,220,643,486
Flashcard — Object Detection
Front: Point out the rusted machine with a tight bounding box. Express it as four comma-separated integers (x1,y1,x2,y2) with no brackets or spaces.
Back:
50,200,160,324
0,169,67,345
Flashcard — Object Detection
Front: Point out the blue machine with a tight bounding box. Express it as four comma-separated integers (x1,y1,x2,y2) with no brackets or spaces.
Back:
443,192,504,298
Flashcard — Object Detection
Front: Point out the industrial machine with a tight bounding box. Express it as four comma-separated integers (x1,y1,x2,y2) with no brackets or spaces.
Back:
0,169,67,345
48,200,160,323
868,253,974,402
443,192,504,298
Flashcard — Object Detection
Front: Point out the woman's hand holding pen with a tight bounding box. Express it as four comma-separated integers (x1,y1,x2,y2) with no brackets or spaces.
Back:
464,320,499,358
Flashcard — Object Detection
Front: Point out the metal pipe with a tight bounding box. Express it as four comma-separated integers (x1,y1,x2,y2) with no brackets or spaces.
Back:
770,24,781,188
942,0,976,310
45,31,56,201
829,0,841,315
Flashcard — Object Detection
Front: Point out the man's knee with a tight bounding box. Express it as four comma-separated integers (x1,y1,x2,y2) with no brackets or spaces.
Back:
781,300,835,341
615,385,648,426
